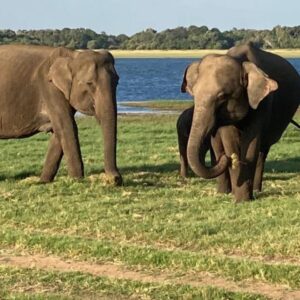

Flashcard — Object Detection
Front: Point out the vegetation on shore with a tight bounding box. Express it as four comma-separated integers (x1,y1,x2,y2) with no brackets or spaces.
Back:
0,112,300,298
121,100,193,111
2,25,300,52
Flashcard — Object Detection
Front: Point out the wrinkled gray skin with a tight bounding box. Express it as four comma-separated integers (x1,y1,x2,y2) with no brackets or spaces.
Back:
176,106,214,177
181,43,300,202
0,45,122,185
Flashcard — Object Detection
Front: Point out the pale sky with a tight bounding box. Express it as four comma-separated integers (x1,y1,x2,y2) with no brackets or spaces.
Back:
1,0,299,35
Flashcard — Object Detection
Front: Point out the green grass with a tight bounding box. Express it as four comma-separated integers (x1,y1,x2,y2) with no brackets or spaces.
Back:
0,112,300,299
0,267,268,300
121,99,194,111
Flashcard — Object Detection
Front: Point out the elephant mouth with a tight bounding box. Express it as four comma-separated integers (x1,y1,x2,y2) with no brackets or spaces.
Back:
216,105,249,125
78,102,95,116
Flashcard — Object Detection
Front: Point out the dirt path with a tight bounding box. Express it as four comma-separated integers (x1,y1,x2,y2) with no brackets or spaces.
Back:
1,254,300,299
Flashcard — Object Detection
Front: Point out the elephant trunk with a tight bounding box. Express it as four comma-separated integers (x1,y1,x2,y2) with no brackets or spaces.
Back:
187,106,229,179
94,85,122,186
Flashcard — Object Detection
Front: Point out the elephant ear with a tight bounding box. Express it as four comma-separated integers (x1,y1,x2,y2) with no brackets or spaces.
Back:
242,61,278,109
48,56,73,100
181,61,200,96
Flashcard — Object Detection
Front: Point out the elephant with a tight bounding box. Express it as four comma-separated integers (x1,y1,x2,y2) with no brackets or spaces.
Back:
181,42,300,202
0,45,122,185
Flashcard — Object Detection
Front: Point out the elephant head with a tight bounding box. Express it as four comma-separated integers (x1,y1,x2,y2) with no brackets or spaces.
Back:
48,48,122,184
181,54,278,179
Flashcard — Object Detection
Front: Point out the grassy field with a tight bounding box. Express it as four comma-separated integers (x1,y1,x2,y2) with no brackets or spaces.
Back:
121,99,194,111
110,49,300,58
0,111,300,299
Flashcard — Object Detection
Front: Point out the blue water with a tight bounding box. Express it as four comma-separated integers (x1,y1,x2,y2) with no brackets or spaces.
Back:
115,58,197,102
115,58,300,112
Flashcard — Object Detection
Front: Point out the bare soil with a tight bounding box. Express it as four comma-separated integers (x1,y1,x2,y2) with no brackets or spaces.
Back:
1,253,300,299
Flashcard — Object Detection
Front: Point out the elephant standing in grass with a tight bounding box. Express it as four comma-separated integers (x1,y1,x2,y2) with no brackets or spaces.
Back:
181,43,300,202
0,45,122,185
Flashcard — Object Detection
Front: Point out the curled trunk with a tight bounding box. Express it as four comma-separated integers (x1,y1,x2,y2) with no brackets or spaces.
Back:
187,107,229,179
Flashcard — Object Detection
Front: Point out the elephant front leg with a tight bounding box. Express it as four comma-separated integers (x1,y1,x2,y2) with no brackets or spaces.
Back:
47,110,84,179
40,133,63,182
211,131,231,194
232,136,260,202
56,119,84,179
217,126,257,202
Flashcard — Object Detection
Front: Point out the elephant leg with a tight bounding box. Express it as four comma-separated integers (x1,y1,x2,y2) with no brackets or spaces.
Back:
57,117,83,179
40,133,63,182
46,98,84,179
178,135,189,177
253,149,269,192
179,153,188,177
211,130,231,194
218,125,263,202
177,108,194,178
232,135,260,202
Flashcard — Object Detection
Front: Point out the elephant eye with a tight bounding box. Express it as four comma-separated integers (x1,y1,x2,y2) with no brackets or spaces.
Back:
217,92,228,101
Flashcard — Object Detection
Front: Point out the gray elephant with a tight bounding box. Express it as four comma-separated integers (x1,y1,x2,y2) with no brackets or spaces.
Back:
0,45,122,185
181,42,300,202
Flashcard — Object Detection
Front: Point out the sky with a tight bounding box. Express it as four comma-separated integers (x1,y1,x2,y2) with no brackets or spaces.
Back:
1,0,300,35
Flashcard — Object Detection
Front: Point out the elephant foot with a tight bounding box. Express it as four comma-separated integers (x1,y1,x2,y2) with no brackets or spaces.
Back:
180,169,188,178
39,176,54,183
253,183,263,192
113,174,123,186
100,173,123,186
217,186,231,194
216,176,231,194
234,192,254,203
40,171,56,183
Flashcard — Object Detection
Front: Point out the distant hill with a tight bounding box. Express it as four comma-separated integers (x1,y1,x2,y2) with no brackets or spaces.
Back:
1,25,300,50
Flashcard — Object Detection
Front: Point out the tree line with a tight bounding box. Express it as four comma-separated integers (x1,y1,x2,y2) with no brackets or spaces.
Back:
1,25,300,49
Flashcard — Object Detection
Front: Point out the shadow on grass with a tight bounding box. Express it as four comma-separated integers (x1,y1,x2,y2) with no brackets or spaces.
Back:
264,157,300,182
0,170,39,181
88,157,299,179
1,157,298,183
87,163,180,188
265,157,300,173
121,163,179,174
87,163,179,177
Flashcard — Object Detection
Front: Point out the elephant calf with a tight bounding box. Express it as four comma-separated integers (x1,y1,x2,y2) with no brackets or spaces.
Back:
0,45,122,185
177,107,194,177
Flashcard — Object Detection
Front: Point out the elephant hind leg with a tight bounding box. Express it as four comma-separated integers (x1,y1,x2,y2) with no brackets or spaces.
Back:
40,133,63,183
253,150,269,192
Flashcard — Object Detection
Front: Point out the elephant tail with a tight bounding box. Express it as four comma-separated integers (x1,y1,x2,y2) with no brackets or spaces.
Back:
291,119,300,129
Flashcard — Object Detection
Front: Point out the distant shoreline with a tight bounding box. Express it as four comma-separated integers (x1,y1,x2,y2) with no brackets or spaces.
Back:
110,49,300,58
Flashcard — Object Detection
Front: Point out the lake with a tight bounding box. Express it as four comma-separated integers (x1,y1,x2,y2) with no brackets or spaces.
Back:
115,58,300,113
